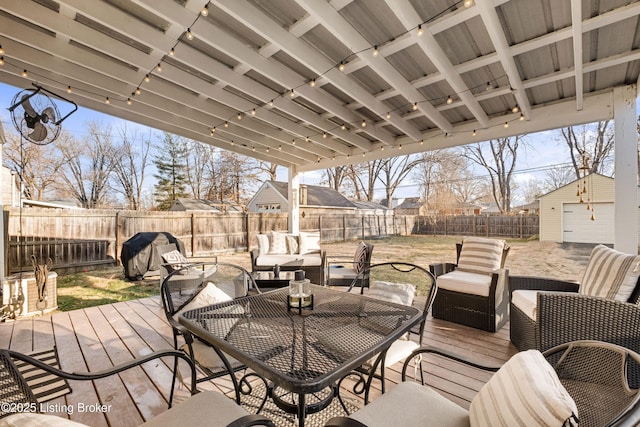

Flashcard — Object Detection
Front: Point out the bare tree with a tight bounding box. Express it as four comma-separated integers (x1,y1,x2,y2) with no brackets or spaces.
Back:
58,122,116,208
464,136,524,213
543,165,574,192
185,141,216,199
377,155,422,208
344,160,387,202
258,161,278,181
2,128,65,200
324,166,348,191
560,120,614,179
110,125,151,210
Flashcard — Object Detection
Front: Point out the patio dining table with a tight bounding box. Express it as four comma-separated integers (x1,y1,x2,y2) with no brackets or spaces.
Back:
178,284,422,427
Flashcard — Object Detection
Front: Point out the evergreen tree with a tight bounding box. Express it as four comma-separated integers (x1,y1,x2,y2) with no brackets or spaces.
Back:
153,132,188,210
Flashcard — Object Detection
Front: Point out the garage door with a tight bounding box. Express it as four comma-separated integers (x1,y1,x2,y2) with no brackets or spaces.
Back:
563,202,614,244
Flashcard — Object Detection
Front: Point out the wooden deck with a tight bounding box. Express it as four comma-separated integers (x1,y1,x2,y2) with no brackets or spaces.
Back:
0,296,517,426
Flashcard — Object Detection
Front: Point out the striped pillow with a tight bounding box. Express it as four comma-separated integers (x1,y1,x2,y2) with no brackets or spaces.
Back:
579,244,640,302
469,350,578,427
456,237,505,275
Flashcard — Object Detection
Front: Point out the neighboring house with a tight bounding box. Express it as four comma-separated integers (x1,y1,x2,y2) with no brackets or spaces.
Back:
1,166,17,207
350,200,390,215
539,173,640,244
169,198,243,212
246,181,357,215
392,197,425,215
514,200,540,215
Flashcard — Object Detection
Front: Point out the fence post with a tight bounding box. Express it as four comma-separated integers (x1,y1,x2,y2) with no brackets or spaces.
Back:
114,211,121,264
246,213,251,253
361,216,365,240
519,214,523,239
486,215,489,237
343,215,347,241
319,215,323,242
191,213,196,256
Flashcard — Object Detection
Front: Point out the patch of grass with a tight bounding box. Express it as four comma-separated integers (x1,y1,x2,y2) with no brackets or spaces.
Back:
56,267,159,311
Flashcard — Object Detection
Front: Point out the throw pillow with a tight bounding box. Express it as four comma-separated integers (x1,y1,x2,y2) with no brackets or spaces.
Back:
456,236,505,275
368,281,416,306
579,244,640,302
256,234,270,256
270,231,288,254
286,235,299,254
298,231,321,255
176,281,232,318
161,249,189,270
469,349,578,427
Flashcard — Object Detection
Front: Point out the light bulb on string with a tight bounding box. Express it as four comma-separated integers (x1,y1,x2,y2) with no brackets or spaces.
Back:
251,108,256,116
224,121,229,128
446,95,453,105
186,28,194,40
268,99,274,107
21,69,27,77
323,132,327,138
512,105,519,113
309,79,316,87
0,57,4,66
67,86,72,94
237,112,242,120
169,48,175,56
338,61,345,71
0,45,4,55
156,63,162,72
201,4,209,16
372,46,379,57
472,129,477,136
341,124,346,131
464,0,474,7
417,25,424,36
105,97,110,104
361,120,366,128
503,122,509,128
486,81,493,91
290,89,295,97
144,74,150,82
412,103,418,111
386,112,391,119
126,98,132,105
135,87,141,95
519,113,525,121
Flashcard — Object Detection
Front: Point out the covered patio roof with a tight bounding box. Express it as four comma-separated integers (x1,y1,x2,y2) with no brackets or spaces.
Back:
0,0,639,249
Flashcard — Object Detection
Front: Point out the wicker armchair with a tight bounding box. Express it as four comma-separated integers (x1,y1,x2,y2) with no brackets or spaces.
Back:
0,348,275,426
510,245,640,352
429,237,510,332
326,340,640,427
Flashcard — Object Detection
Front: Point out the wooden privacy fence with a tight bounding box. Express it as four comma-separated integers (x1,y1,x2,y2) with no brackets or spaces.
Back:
412,214,539,239
4,208,539,274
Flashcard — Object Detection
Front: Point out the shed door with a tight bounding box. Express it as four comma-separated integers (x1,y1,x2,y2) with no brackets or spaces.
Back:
563,202,614,244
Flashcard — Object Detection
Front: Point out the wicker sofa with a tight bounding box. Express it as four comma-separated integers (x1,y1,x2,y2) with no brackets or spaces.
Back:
510,245,640,389
250,231,326,285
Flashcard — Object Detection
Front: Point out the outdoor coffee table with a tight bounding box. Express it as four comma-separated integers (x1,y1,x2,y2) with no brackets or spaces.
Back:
178,284,421,427
252,270,296,289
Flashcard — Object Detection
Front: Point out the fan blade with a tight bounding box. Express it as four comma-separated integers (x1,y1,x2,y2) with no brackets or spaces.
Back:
28,122,48,142
42,107,56,124
21,94,38,118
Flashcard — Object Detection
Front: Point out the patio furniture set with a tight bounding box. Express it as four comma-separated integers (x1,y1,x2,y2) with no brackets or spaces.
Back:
2,236,640,426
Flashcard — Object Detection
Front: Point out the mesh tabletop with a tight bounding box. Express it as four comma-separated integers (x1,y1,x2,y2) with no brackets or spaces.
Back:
179,285,421,394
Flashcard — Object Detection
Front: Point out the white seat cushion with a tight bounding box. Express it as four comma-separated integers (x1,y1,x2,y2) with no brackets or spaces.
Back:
349,381,470,427
437,270,493,297
511,289,539,320
180,340,240,370
1,413,89,427
328,267,358,280
140,390,250,427
368,281,416,306
469,349,578,427
254,254,322,267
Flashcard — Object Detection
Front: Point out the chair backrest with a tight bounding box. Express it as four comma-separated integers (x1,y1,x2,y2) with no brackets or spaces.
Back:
543,340,640,427
348,262,437,345
0,350,38,418
353,241,374,274
456,237,511,269
160,261,257,320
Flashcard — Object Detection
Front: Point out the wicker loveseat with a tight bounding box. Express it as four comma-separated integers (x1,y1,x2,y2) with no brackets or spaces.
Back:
250,231,326,284
510,245,640,373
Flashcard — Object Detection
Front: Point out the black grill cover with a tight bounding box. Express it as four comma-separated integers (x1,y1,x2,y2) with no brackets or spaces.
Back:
121,232,185,280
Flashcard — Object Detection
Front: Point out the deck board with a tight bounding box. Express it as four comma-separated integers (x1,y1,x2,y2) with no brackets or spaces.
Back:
0,296,518,425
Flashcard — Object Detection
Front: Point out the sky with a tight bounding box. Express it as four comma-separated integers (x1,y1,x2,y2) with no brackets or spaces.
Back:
0,81,634,205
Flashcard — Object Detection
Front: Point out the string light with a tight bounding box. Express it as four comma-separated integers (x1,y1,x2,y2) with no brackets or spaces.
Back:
504,122,509,128
237,112,242,120
201,4,209,16
135,87,141,95
338,61,346,71
251,108,256,115
464,0,474,7
512,105,519,113
186,28,194,40
266,147,269,153
268,99,274,107
417,25,424,36
126,97,132,105
144,74,150,82
486,82,493,91
386,112,391,119
412,103,418,111
211,127,216,134
309,79,316,87
372,46,379,57
292,138,296,145
341,124,346,130
290,89,295,97
21,69,27,77
446,95,453,105
472,129,477,136
0,57,4,66
224,121,229,128
519,113,525,121
169,48,175,56
323,132,327,138
0,45,4,55
278,145,282,150
305,136,310,142
156,63,162,72
105,97,110,104
361,120,366,127
67,86,72,94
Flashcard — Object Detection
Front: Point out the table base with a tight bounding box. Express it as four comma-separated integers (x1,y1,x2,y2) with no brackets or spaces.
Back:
229,379,360,427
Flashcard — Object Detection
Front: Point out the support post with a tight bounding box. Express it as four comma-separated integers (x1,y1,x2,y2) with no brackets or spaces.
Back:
613,85,638,254
288,167,300,235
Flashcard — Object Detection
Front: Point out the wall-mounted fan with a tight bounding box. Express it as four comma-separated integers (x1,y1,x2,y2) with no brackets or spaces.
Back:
8,84,77,145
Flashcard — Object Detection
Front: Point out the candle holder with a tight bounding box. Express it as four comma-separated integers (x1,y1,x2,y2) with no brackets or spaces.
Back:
288,270,313,314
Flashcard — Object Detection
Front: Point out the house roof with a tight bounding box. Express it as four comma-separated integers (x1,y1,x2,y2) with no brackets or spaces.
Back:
394,197,423,210
269,181,356,209
170,198,221,211
1,1,638,172
351,200,389,210
538,173,613,198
